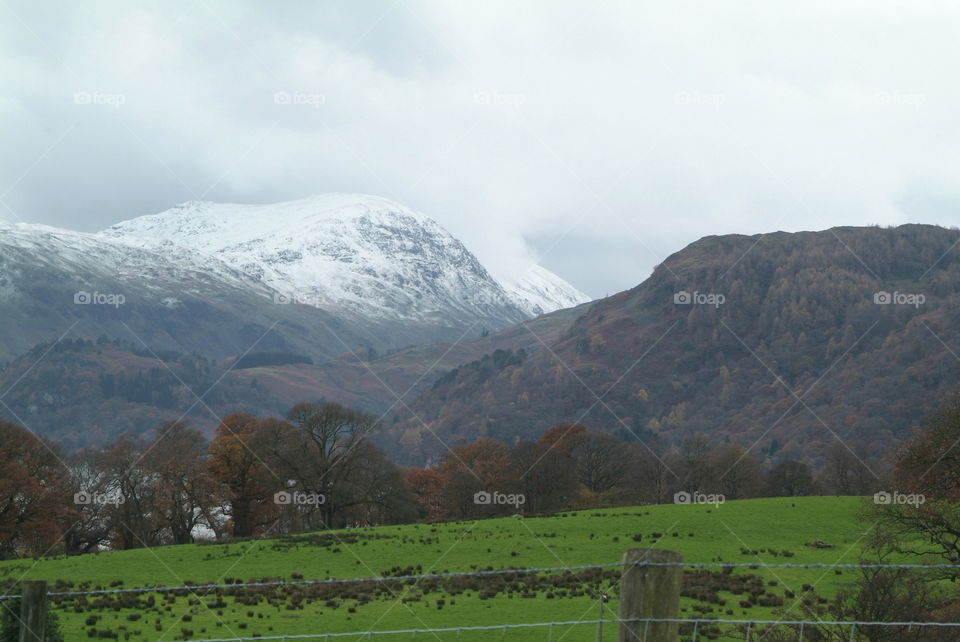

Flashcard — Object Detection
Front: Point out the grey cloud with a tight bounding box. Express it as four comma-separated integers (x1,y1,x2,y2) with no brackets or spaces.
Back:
2,0,960,299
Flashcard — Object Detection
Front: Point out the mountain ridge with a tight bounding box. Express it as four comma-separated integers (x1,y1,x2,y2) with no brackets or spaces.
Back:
386,223,960,466
100,193,590,324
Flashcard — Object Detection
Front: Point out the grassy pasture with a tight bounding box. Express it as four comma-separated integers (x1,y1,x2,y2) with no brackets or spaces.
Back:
0,497,870,640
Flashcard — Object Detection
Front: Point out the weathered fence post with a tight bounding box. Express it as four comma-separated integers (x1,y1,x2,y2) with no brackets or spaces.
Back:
597,592,608,642
19,580,47,642
618,549,682,642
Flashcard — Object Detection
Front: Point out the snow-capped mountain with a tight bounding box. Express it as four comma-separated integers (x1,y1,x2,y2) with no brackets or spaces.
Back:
101,194,588,326
0,218,265,296
0,218,383,362
499,264,591,317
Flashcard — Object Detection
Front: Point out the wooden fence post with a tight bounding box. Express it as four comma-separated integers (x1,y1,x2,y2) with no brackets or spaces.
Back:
19,580,47,642
618,549,682,642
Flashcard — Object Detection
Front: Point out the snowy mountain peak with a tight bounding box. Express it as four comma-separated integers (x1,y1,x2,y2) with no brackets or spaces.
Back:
105,194,431,248
500,264,591,317
101,194,590,326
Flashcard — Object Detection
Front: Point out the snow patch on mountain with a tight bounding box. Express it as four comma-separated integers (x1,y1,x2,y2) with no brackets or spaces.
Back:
499,264,591,317
0,218,270,299
101,194,589,324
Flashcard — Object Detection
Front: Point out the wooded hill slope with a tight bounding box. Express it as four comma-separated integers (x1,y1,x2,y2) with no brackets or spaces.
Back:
387,224,960,466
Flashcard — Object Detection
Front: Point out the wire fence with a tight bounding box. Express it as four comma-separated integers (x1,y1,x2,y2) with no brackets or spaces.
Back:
4,559,959,601
177,618,960,642
6,558,960,640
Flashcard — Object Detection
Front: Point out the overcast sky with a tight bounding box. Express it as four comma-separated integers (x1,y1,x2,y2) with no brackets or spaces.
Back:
2,1,959,298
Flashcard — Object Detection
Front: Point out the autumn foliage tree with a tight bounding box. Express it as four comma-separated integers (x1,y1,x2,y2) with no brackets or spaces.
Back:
0,421,70,559
404,467,445,521
206,413,284,538
538,423,587,455
436,438,513,518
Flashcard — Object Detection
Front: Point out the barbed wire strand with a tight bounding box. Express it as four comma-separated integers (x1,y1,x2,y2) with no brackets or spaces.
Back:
634,561,960,570
3,559,959,601
178,617,960,641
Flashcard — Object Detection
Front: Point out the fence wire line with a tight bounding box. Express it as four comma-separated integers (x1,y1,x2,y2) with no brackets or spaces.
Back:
179,617,960,641
633,561,960,570
0,563,624,601
4,559,960,601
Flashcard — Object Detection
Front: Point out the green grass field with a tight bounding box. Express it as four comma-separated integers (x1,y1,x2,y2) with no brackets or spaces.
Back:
0,497,873,641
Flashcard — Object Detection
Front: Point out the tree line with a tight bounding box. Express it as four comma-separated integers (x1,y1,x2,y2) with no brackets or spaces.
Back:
0,398,892,560
404,424,886,522
0,402,414,559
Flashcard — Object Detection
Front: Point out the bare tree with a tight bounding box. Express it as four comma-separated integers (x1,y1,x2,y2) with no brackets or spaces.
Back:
821,442,882,495
677,433,717,492
766,460,814,497
622,439,678,504
712,445,764,499
336,440,418,526
875,391,960,568
571,431,629,494
831,529,953,642
510,440,577,513
64,450,113,553
142,421,217,544
95,435,160,550
281,402,382,529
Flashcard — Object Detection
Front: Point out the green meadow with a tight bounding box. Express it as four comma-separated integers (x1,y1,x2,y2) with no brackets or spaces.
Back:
0,497,872,641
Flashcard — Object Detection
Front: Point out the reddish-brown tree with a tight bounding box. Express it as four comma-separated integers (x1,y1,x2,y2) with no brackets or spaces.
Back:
0,421,70,559
207,413,284,538
538,423,587,455
405,467,446,521
436,438,513,518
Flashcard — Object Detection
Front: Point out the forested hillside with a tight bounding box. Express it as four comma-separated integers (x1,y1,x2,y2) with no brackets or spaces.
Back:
388,224,960,466
0,303,586,449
